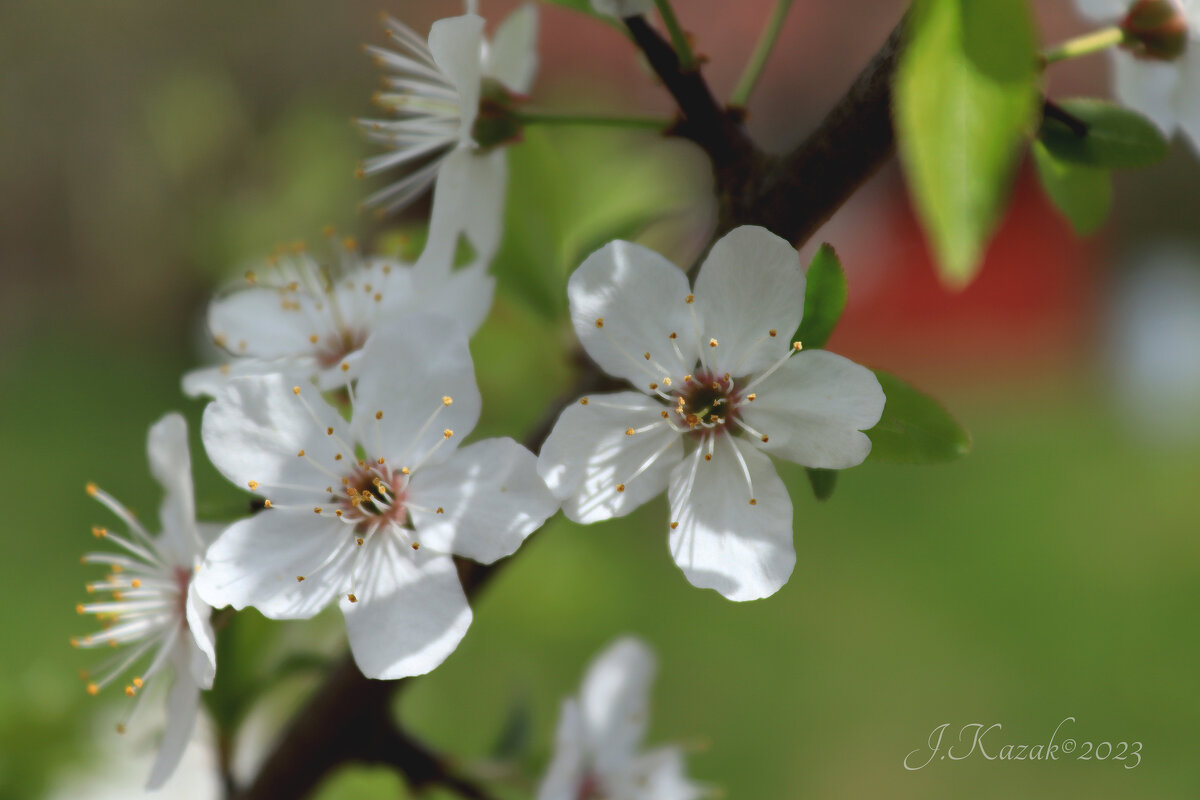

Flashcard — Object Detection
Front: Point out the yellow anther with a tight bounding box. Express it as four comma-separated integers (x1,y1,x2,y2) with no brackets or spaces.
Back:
793,341,803,351
670,522,679,530
124,685,136,697
297,449,306,457
341,362,350,372
747,393,757,402
761,435,769,443
342,237,358,251
400,467,410,475
356,537,364,546
263,499,272,508
132,677,144,688
309,334,319,344
374,293,382,302
443,429,453,439
769,329,778,337
625,427,635,436
75,604,85,615
661,411,669,418
685,294,695,304
87,683,99,696
709,338,719,348
92,526,106,538
86,482,98,497
377,457,386,465
649,383,658,390
245,270,258,284
375,410,383,420
411,542,420,550
115,723,127,734
335,509,343,517
335,453,344,461
704,454,712,461
669,332,678,339
595,318,604,328
616,484,626,493
580,397,590,405
436,507,444,514
213,333,228,348
327,427,334,435
643,352,651,360
662,377,672,386
347,593,358,603
292,386,301,395
442,396,453,406
313,506,323,514
296,576,305,582
749,498,757,506
130,579,141,589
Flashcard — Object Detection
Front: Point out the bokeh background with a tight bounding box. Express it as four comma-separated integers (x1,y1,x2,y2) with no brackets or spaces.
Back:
3,0,1199,797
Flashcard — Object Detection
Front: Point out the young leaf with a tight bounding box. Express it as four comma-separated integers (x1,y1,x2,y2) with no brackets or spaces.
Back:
1031,140,1113,235
867,370,972,464
797,244,847,350
1039,98,1170,169
805,468,838,501
894,0,1040,288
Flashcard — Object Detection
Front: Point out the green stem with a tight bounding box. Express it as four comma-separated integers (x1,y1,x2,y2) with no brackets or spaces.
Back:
1042,25,1126,65
653,0,696,71
515,110,671,130
731,0,795,107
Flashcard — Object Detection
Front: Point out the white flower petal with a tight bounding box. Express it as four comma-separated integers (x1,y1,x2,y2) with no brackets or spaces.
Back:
485,3,539,94
693,226,804,376
352,315,481,468
201,374,352,505
184,583,216,690
667,442,795,601
340,540,472,679
144,652,201,791
1112,52,1181,133
195,511,349,619
206,287,320,360
146,413,199,558
181,357,315,400
411,258,496,335
408,438,557,563
538,392,682,524
418,146,509,273
428,13,486,142
740,349,884,469
590,0,655,17
568,241,698,391
621,746,704,800
580,637,655,774
1072,0,1128,21
536,699,588,800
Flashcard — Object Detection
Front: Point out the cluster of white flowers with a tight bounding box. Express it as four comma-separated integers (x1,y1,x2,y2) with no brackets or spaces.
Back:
74,1,886,792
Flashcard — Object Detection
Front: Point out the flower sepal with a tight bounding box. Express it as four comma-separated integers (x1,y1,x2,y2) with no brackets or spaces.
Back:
1121,0,1189,61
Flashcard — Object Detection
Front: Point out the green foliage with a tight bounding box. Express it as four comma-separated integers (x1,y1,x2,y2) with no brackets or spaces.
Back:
805,468,838,501
1032,140,1113,235
894,0,1040,288
493,127,703,319
867,370,972,463
1039,98,1170,169
796,244,847,350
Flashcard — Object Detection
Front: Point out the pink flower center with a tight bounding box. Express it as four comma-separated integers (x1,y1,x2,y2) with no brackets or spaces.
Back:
672,371,743,435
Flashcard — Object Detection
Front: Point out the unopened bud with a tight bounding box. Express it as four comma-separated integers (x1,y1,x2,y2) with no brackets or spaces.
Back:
1121,0,1189,61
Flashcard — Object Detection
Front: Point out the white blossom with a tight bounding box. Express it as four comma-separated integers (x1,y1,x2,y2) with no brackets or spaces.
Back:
538,638,703,800
538,226,885,601
1076,0,1200,151
73,414,217,790
183,235,494,399
194,315,558,679
358,3,539,268
590,0,655,18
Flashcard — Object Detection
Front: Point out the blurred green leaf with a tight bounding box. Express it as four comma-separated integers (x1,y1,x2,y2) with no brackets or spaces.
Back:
895,0,1039,288
1039,98,1170,168
494,127,701,319
797,244,847,350
1032,139,1112,235
805,468,838,501
489,694,534,760
867,370,972,463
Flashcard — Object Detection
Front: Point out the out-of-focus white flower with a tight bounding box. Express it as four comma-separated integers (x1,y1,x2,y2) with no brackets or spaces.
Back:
183,234,494,398
538,637,704,800
73,414,216,790
590,0,655,18
358,3,539,268
1075,0,1200,151
195,315,558,679
538,226,885,601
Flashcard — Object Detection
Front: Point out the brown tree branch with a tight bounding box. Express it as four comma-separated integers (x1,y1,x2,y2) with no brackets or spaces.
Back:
230,12,907,800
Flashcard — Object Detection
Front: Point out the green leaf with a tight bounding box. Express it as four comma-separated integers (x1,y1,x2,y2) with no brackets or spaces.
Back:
1039,98,1170,169
797,244,847,350
805,468,838,501
894,0,1040,288
867,370,972,464
1031,139,1113,235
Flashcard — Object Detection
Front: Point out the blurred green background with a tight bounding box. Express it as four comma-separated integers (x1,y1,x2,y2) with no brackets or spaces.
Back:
3,0,1199,798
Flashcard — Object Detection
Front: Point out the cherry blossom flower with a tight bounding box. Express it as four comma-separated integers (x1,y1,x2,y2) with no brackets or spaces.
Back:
538,637,703,800
1076,0,1200,150
194,315,557,679
358,2,539,268
590,0,654,18
182,235,494,398
72,414,217,790
538,226,885,601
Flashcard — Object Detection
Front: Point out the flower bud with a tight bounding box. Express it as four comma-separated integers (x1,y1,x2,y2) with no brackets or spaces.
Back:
1120,0,1190,61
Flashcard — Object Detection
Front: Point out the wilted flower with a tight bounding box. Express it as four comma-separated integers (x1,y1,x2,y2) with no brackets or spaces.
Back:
538,226,885,601
195,315,557,679
73,414,216,790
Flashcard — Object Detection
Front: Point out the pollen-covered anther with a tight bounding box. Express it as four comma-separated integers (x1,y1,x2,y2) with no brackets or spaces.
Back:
297,449,306,457
685,294,695,304
377,457,386,465
616,484,626,493
580,397,590,405
86,483,98,497
326,427,334,435
411,542,420,550
92,526,106,538
347,593,358,603
792,341,803,351
356,537,364,546
313,506,323,514
86,683,99,696
625,427,636,436
375,410,383,420
443,429,453,439
704,454,712,461
124,685,136,697
75,604,85,615
334,509,342,517
709,338,719,348
130,579,141,588
749,499,757,506
769,329,778,337
661,411,669,419
761,435,769,443
442,396,453,406
595,317,605,328
309,334,319,344
670,521,679,529
746,393,756,402
263,499,273,508
296,575,306,582
643,352,651,360
340,362,350,372
293,386,301,395
132,677,144,688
